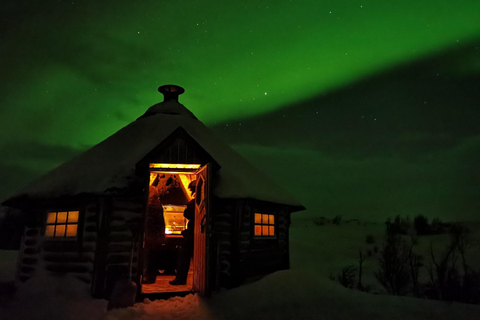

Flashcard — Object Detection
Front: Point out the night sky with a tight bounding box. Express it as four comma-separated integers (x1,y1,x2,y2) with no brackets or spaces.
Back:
1,1,479,221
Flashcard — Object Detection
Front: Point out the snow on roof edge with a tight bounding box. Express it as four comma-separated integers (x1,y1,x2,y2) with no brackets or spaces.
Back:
3,106,305,210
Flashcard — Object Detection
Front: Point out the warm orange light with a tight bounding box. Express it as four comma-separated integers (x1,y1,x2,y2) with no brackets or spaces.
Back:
263,225,270,235
56,225,66,237
262,214,269,224
179,174,195,201
163,205,187,236
45,210,79,238
149,163,201,169
68,211,79,223
45,225,55,237
47,212,56,224
57,212,67,223
66,225,78,237
254,213,275,237
149,173,157,186
255,225,262,236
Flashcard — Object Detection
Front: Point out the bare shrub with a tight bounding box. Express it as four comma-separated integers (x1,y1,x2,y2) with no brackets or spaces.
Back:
358,251,366,290
413,215,429,235
407,235,423,297
374,233,410,295
331,265,357,289
366,235,375,244
412,215,450,236
332,215,342,225
426,224,480,303
312,217,327,226
430,217,448,234
386,215,410,236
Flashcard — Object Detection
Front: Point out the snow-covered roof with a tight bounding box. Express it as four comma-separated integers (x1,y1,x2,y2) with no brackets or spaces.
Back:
6,96,304,210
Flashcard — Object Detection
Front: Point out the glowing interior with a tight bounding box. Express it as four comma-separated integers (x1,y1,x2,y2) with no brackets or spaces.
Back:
254,213,275,237
163,205,188,235
149,163,201,169
148,163,200,236
179,174,195,201
149,172,195,201
45,210,79,238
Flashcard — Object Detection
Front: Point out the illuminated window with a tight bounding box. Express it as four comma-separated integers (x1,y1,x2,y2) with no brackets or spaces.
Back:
254,213,275,237
45,211,79,238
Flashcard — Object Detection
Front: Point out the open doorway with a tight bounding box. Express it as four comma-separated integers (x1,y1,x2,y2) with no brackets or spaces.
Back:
141,163,202,295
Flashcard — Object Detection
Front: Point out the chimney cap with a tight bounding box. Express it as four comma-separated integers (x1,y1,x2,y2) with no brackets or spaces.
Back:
158,84,185,101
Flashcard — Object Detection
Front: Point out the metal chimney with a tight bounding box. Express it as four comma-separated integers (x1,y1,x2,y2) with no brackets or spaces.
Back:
158,84,185,102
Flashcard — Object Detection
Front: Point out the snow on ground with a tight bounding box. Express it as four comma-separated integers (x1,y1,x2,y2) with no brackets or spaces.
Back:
104,270,480,320
1,267,106,320
1,219,480,320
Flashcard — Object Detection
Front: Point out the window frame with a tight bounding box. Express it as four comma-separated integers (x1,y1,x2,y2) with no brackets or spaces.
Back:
253,211,277,239
44,209,81,240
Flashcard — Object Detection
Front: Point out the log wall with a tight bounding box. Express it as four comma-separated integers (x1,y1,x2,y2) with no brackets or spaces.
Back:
102,197,143,297
41,203,97,284
210,200,235,289
235,201,291,281
208,199,292,290
16,203,99,285
16,225,42,282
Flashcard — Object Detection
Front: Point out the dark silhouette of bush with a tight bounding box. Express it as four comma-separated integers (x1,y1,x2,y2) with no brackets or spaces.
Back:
386,215,450,236
332,215,342,225
358,251,366,291
407,235,423,298
366,235,375,244
412,215,450,235
331,265,357,289
430,217,448,234
386,215,410,236
371,220,479,303
425,224,480,304
462,270,480,304
375,233,411,295
413,215,429,235
312,217,327,226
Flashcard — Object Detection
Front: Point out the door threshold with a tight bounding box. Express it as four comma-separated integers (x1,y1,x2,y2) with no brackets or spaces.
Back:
139,290,194,301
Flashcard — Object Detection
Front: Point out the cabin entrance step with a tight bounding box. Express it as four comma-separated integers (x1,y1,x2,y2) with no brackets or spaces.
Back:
139,290,194,302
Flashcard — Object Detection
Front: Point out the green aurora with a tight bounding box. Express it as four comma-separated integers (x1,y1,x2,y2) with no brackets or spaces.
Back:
1,0,480,221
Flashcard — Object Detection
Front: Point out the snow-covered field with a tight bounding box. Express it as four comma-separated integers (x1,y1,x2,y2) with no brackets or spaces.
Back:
1,218,480,320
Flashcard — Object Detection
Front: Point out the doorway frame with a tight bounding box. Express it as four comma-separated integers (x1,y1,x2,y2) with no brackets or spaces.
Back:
139,162,211,297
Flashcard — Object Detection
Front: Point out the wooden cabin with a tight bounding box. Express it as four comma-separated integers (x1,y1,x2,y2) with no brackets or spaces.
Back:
2,85,305,299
